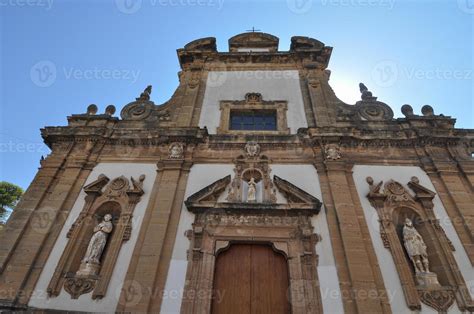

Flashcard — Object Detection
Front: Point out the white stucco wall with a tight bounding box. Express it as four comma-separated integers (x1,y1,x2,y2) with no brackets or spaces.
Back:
199,70,308,134
28,163,157,312
160,164,343,314
352,165,473,314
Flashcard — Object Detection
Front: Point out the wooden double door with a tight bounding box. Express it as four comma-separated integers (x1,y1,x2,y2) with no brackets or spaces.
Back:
211,243,290,314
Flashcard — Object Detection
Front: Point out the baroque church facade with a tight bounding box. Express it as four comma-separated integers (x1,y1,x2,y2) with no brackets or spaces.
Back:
0,32,473,313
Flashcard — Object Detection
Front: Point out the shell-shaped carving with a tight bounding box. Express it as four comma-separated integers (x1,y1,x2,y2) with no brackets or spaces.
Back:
356,101,394,121
120,101,154,120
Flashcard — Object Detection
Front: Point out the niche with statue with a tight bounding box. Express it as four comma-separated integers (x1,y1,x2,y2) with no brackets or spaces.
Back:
47,174,146,300
366,176,473,312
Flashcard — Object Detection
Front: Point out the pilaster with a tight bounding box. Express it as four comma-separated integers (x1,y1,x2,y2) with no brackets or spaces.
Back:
118,158,192,312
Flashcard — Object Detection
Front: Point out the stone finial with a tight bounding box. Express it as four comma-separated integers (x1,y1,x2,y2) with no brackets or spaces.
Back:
137,85,152,101
87,104,98,115
105,105,116,116
401,104,414,117
359,83,375,101
421,105,434,117
366,176,374,185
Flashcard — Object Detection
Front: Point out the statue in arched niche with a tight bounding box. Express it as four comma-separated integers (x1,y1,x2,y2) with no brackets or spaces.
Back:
403,218,430,273
247,177,257,202
83,214,113,264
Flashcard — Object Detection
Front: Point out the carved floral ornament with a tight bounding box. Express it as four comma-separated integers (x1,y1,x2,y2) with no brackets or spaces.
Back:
48,174,146,300
181,148,324,313
366,176,473,312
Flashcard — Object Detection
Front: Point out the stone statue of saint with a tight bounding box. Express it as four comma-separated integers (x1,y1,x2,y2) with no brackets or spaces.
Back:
247,177,257,202
403,218,430,273
82,214,113,264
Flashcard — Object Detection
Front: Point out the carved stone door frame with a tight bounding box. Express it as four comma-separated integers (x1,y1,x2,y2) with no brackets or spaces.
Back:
180,211,323,314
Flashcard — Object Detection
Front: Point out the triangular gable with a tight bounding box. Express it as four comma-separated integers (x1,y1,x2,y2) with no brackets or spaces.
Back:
407,180,436,200
185,175,231,208
184,174,322,215
273,175,322,208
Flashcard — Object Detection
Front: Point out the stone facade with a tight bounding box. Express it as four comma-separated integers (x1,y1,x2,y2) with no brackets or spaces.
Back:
0,32,473,313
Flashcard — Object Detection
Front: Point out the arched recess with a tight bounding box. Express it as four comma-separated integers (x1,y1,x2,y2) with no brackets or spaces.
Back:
366,177,473,312
46,174,146,300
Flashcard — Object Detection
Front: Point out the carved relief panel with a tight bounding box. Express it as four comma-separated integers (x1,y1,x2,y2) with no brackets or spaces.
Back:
366,176,473,312
47,174,146,300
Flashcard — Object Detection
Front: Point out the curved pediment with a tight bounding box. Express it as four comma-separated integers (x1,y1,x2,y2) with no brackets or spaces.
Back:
184,37,217,52
290,36,325,51
229,32,279,52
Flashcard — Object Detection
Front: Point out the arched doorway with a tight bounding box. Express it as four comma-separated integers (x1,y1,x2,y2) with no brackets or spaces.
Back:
211,243,290,314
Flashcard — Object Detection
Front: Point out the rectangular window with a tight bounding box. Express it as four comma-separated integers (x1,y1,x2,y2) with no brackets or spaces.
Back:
230,110,277,131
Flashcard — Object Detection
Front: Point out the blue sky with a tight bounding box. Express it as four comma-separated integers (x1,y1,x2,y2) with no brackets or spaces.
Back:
0,0,473,190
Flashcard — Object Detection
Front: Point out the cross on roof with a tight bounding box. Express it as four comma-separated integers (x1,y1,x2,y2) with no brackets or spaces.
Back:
246,27,261,32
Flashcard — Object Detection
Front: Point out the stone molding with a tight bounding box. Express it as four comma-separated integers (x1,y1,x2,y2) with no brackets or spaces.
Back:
216,93,290,135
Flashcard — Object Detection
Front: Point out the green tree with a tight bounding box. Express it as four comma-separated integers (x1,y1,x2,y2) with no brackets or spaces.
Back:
0,181,24,224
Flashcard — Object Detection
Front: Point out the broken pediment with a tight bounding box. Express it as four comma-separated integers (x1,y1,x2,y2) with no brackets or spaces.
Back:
290,36,325,51
184,37,217,52
184,174,322,216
